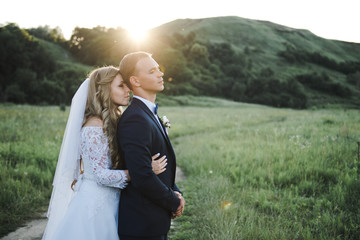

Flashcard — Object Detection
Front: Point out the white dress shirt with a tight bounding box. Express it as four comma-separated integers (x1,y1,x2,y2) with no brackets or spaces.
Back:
133,95,163,129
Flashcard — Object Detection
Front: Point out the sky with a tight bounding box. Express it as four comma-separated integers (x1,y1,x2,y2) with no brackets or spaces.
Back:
1,0,359,43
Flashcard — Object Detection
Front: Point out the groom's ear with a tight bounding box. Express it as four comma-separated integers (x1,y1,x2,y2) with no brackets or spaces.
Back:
129,76,141,87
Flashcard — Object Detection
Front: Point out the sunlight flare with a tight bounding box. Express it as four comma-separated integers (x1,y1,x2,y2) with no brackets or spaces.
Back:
221,201,232,210
126,26,148,42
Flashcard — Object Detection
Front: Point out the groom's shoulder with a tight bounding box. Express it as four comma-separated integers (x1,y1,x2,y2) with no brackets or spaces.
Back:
123,101,141,115
120,102,145,120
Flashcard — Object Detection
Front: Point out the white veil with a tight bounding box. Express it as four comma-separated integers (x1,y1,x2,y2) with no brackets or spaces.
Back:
42,78,90,240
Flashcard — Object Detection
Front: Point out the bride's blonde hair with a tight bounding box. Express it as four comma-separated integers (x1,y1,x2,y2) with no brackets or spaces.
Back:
83,66,123,169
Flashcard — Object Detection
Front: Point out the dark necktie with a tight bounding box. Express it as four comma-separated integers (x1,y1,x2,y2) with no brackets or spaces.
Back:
154,104,167,135
154,103,159,115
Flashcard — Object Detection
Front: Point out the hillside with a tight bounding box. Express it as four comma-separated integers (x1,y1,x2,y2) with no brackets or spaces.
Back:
1,19,360,108
151,16,360,64
151,16,360,108
153,16,360,58
0,23,92,104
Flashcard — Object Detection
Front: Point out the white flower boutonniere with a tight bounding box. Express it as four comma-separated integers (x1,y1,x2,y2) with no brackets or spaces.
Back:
160,115,171,129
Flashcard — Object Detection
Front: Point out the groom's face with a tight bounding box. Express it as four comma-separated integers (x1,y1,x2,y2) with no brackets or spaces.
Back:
134,57,164,94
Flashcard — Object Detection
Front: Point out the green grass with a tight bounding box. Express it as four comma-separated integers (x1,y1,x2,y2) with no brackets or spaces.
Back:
0,104,67,236
1,97,359,239
159,102,360,239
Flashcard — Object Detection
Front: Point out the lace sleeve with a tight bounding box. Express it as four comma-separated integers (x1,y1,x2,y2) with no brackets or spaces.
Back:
85,127,128,189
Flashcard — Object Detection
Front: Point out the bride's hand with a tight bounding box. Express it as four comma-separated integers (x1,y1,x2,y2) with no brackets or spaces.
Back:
152,153,167,175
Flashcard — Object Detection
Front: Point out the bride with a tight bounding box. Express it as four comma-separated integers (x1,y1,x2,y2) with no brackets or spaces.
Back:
42,66,167,240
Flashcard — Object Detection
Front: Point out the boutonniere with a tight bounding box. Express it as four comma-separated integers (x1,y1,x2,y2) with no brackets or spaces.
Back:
160,115,171,129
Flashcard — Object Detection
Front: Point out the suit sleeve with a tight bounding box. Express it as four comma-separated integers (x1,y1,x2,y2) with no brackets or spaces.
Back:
118,114,180,213
173,183,182,195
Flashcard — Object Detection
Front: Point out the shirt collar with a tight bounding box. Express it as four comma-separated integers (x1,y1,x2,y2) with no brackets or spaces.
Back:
133,95,157,114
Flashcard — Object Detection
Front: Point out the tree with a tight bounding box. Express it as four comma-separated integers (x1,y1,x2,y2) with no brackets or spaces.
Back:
188,43,210,65
231,82,246,101
0,24,44,102
346,72,360,88
27,25,66,44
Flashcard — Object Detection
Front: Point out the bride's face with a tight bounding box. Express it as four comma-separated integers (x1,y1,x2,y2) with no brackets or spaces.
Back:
110,74,131,106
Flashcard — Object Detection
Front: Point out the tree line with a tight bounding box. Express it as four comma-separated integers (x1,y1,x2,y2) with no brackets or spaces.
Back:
66,25,308,108
0,23,89,104
1,23,359,108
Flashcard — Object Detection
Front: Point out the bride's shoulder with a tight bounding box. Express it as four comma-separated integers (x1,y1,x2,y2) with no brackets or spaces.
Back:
83,117,104,127
81,117,106,142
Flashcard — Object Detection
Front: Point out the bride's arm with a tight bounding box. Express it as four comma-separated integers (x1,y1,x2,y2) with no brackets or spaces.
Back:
121,153,167,181
86,127,128,189
87,128,167,189
84,117,166,188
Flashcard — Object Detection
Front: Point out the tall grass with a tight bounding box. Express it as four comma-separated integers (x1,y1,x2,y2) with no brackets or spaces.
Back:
165,104,360,239
0,104,68,236
1,99,359,239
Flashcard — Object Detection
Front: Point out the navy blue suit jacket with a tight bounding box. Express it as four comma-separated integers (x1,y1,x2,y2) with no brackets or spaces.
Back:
117,98,180,237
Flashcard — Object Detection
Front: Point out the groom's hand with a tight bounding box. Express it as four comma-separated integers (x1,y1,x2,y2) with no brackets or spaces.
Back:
172,191,185,219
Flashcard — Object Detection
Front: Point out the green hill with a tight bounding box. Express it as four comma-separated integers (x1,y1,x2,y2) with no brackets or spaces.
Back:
0,23,91,104
1,19,360,108
152,16,360,65
153,16,360,60
151,16,360,108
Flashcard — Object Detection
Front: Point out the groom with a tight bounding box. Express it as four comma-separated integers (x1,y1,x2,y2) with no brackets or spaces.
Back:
117,51,185,240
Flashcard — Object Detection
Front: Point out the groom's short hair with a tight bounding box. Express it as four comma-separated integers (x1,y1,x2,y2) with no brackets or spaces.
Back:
119,51,152,90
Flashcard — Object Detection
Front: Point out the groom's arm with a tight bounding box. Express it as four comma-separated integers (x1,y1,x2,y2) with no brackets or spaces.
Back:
173,184,182,195
118,114,180,213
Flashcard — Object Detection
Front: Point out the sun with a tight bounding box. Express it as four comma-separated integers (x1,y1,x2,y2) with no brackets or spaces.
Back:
126,26,148,42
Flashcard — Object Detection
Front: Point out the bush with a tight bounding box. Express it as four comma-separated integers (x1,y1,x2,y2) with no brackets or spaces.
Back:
297,72,352,98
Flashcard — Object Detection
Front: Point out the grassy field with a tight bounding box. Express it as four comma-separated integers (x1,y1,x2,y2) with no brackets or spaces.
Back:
1,97,359,239
0,104,67,236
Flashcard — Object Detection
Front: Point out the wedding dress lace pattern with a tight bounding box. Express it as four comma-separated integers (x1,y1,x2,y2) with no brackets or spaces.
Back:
44,127,127,240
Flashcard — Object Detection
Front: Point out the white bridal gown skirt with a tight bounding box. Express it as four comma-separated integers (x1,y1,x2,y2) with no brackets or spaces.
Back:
52,179,120,240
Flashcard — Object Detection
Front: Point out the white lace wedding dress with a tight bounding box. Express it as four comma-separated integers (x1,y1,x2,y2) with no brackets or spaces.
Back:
51,126,127,240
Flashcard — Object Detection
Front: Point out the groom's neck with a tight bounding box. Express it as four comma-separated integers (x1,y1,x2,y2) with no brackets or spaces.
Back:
133,89,156,103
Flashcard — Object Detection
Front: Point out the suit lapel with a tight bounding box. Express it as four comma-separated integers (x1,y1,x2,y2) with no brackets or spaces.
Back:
132,98,172,147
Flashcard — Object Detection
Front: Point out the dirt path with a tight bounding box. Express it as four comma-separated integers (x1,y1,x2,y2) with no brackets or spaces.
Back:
1,167,186,240
0,213,47,240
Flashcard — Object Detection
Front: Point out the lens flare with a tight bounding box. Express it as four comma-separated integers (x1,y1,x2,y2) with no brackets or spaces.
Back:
221,201,232,210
